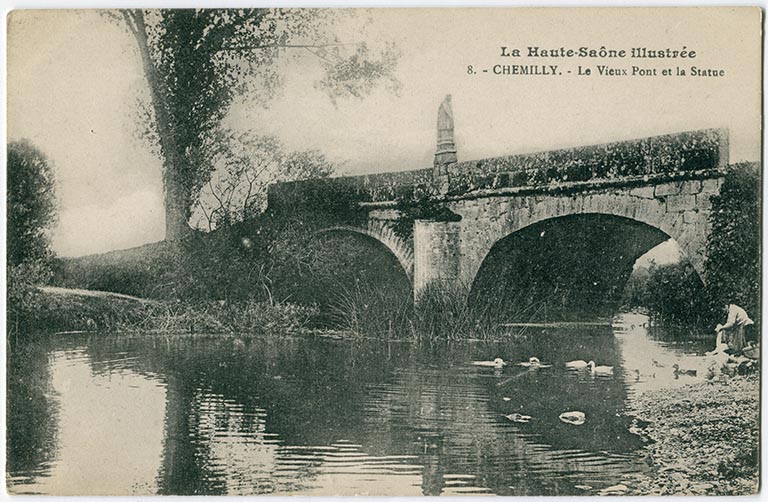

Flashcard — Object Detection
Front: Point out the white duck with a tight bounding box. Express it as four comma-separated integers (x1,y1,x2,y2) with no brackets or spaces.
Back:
559,411,586,425
587,361,614,375
517,357,552,368
505,413,532,423
565,359,589,369
472,358,506,368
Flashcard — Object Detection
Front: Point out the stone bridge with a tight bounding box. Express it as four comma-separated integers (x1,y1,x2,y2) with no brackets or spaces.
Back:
267,96,735,317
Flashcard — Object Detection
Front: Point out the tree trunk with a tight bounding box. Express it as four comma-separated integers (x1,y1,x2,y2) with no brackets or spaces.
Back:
126,10,191,240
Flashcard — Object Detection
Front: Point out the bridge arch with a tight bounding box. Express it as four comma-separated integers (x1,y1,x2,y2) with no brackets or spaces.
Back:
315,220,414,280
455,186,713,288
466,212,704,321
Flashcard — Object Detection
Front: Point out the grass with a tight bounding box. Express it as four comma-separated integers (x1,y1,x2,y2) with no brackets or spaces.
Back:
328,281,536,341
119,299,318,335
8,286,318,339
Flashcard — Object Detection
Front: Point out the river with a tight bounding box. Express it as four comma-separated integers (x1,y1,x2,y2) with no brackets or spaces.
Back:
7,313,713,496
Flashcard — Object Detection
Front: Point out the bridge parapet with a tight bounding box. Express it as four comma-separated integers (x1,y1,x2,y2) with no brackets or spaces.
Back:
266,167,433,212
445,128,728,196
268,128,729,212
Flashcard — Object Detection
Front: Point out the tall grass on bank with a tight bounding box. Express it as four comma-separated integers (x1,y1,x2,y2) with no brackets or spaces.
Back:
8,285,318,339
411,283,507,340
120,300,318,334
329,281,529,341
328,282,412,337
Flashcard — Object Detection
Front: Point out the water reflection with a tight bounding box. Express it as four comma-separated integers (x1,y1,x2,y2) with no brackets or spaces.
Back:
6,340,58,486
8,344,166,495
8,314,710,496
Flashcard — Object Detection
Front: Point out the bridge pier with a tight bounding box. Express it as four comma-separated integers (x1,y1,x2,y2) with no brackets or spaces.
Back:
413,220,466,303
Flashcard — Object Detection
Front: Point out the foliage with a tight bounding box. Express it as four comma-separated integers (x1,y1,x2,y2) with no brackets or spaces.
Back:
392,183,461,240
52,204,370,308
266,176,369,224
9,275,159,338
7,140,58,340
623,260,706,326
704,164,760,324
330,280,509,341
262,225,411,320
410,283,504,340
192,131,336,230
52,240,180,300
171,225,285,303
117,8,400,238
446,128,724,195
328,282,412,336
8,284,317,336
622,164,760,328
115,298,317,334
7,140,57,266
7,262,53,338
53,228,277,303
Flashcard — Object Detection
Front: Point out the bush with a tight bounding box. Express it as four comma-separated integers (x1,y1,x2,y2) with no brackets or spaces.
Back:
7,262,52,338
623,260,707,326
7,140,58,340
392,184,461,240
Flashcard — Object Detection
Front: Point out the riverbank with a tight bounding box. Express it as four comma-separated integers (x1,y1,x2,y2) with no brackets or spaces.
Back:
627,374,759,495
9,286,318,339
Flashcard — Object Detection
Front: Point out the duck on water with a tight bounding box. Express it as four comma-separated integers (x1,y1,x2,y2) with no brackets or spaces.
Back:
587,361,614,375
472,358,507,368
565,360,613,375
565,359,588,369
517,357,552,368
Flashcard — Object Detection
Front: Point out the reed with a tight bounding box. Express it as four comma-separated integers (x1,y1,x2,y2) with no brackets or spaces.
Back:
9,286,318,339
328,279,535,341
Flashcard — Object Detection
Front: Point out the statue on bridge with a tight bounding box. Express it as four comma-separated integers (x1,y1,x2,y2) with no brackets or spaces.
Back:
434,94,458,177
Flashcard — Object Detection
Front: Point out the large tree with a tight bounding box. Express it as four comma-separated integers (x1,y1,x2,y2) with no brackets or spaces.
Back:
7,140,57,266
118,9,399,239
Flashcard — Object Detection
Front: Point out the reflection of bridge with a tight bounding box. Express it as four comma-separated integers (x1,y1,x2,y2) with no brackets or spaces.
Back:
268,96,730,313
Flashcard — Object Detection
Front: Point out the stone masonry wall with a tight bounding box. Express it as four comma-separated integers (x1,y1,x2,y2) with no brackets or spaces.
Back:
413,220,462,298
267,129,727,211
445,128,727,196
443,175,724,288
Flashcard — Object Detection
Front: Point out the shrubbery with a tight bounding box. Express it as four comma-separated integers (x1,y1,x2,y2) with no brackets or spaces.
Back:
51,207,410,333
7,262,52,338
704,164,760,325
391,183,461,240
623,260,707,326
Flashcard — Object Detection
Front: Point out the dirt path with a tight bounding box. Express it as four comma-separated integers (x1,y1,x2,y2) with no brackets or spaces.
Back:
39,286,156,304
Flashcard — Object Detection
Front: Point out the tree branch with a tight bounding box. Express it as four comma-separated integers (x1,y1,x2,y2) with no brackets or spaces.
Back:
206,179,227,221
196,199,213,232
302,46,336,65
218,42,358,52
119,9,139,37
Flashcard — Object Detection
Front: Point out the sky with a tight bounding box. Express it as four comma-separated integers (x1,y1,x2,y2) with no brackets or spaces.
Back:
7,7,762,257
